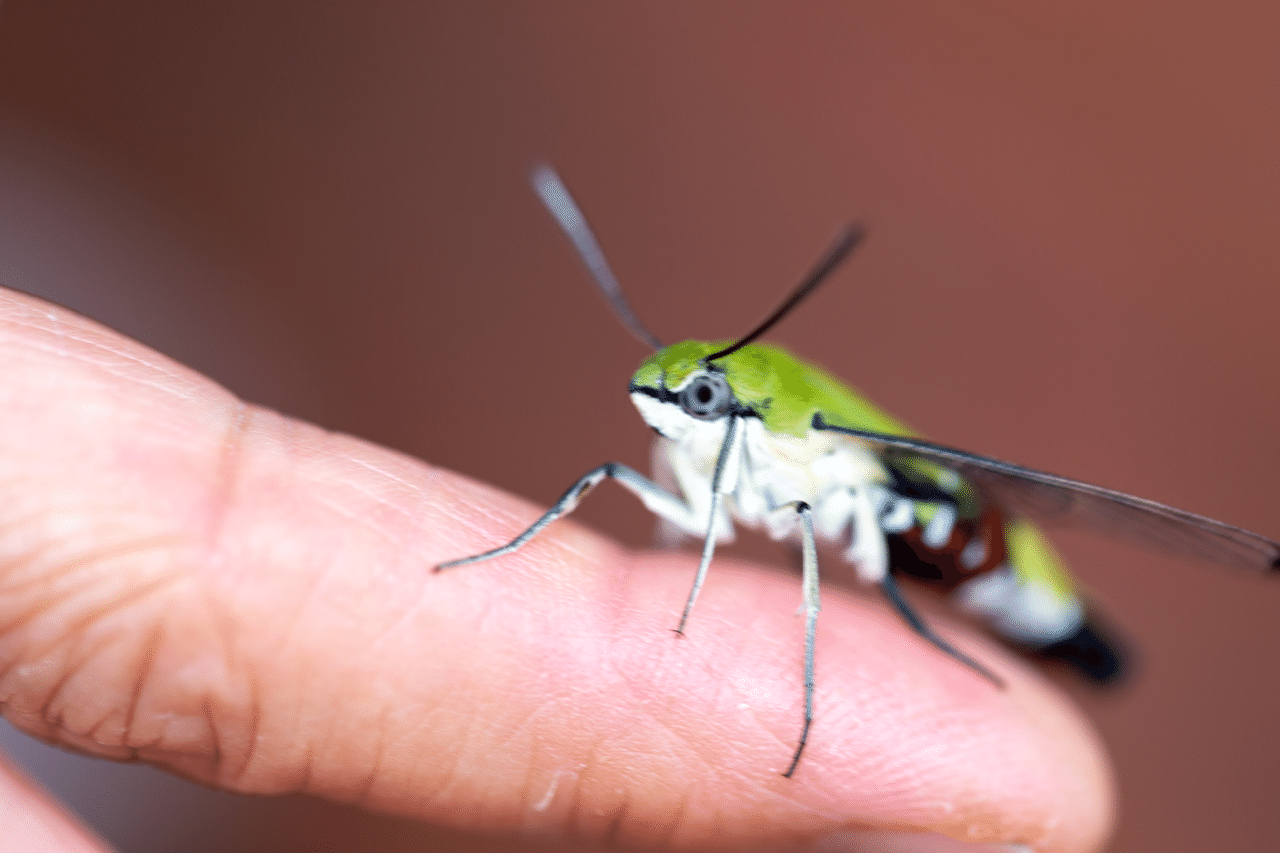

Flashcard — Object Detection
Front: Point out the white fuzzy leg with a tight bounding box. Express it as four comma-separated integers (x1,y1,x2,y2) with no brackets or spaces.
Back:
959,527,989,569
650,440,696,547
676,416,742,633
878,492,916,534
811,488,855,541
922,502,958,549
780,500,820,778
845,487,889,584
665,431,738,544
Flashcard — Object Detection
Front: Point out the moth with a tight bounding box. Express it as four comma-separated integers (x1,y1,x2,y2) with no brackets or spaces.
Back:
438,165,1279,777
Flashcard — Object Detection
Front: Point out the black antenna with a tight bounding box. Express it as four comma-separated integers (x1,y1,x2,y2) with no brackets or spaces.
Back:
704,224,866,363
530,164,664,351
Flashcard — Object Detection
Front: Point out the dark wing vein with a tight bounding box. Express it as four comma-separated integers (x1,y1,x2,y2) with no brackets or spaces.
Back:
812,413,1280,573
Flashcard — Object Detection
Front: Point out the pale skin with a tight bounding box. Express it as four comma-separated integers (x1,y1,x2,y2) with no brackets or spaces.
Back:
0,286,1114,852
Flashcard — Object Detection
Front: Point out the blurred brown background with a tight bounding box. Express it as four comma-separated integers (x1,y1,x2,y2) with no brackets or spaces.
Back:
0,2,1277,851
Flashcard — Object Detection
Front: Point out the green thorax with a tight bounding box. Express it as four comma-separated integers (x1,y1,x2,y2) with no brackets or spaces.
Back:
631,340,911,439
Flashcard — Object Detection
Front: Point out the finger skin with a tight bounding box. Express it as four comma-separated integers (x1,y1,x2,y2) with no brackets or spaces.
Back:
0,287,1114,851
0,754,112,853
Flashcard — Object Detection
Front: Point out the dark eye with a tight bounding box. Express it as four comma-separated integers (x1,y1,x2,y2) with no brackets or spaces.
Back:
679,374,734,420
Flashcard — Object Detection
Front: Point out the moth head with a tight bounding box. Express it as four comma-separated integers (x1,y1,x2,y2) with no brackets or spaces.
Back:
529,165,864,439
628,341,742,439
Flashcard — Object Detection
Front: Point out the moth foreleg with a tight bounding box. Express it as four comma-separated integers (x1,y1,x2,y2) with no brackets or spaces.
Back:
435,462,701,571
674,417,741,633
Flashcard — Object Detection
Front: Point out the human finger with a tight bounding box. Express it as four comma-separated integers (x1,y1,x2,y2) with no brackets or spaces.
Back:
0,753,111,853
0,287,1112,851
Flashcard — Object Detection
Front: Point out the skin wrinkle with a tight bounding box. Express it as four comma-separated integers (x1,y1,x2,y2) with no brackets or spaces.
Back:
305,487,406,539
205,401,252,553
1,299,215,405
362,584,431,657
431,491,486,532
341,450,432,507
9,324,210,405
268,417,424,545
599,791,631,848
200,591,261,787
0,537,179,640
238,662,263,789
415,709,466,813
233,422,351,712
58,564,181,651
21,567,181,709
593,674,687,777
655,791,691,851
650,589,971,822
562,754,586,841
517,739,540,825
26,654,83,738
402,461,439,545
0,511,69,586
572,737,668,846
350,467,449,652
507,705,603,825
387,708,465,810
297,743,315,795
461,677,538,766
0,544,73,606
351,704,387,808
202,697,224,780
120,622,162,754
84,699,136,762
17,574,177,750
492,702,548,786
431,476,528,546
607,614,751,779
0,551,63,663
46,307,67,359
241,422,392,748
313,468,420,536
660,701,725,781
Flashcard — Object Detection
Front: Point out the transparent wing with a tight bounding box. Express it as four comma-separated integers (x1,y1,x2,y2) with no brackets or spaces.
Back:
812,414,1280,573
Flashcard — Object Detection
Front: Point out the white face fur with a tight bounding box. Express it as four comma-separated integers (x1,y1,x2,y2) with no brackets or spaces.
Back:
631,390,700,442
629,369,730,443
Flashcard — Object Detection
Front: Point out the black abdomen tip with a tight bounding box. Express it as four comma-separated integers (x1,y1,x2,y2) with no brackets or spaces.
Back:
1036,616,1130,685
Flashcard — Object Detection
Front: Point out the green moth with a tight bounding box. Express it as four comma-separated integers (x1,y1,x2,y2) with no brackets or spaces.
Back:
438,165,1280,777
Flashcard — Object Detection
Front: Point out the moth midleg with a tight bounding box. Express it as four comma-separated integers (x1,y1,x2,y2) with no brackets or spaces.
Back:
769,499,820,778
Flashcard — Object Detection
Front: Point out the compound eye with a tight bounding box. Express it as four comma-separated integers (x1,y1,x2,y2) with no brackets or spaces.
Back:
679,373,734,420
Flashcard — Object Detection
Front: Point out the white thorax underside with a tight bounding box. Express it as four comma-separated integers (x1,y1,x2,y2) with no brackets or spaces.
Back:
632,387,899,584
